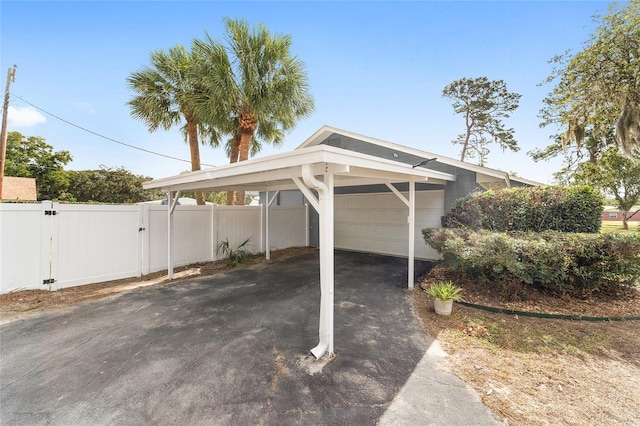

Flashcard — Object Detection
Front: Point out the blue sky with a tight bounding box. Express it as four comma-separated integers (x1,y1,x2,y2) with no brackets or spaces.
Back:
1,1,610,183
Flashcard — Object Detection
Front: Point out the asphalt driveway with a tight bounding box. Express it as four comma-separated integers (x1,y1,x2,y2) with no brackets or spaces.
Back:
1,250,496,425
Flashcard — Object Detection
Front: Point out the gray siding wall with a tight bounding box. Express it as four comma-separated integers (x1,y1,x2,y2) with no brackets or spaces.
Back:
336,182,442,195
322,136,484,213
324,136,439,170
444,169,481,213
510,180,528,188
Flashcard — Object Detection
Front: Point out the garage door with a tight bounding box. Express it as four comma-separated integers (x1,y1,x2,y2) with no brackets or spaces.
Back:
334,190,444,260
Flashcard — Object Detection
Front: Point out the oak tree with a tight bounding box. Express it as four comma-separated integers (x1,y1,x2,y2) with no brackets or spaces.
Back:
4,131,72,200
538,0,640,158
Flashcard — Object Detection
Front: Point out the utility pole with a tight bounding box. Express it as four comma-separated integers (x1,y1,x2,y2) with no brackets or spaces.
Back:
0,65,17,199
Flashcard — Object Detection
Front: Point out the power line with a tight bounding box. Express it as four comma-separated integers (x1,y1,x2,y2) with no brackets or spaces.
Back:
13,95,216,167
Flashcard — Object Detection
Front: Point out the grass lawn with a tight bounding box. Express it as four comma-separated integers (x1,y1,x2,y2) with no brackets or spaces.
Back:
415,265,640,425
600,220,640,233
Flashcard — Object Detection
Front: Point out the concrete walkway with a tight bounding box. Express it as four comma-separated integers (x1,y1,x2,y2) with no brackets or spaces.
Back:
379,339,496,425
1,250,497,425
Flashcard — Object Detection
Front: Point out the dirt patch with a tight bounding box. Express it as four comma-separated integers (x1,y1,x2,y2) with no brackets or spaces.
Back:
0,246,316,324
414,266,640,425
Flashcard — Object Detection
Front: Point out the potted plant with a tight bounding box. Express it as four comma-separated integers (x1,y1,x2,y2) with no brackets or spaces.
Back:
426,281,464,316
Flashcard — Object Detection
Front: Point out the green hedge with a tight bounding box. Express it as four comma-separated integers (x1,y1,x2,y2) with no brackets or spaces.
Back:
443,186,603,233
423,228,640,297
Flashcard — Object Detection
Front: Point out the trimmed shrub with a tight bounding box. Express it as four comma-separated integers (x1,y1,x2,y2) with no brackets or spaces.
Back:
422,228,640,297
443,185,603,233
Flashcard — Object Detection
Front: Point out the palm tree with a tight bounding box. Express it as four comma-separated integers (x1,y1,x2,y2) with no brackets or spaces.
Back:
127,45,220,205
193,18,315,205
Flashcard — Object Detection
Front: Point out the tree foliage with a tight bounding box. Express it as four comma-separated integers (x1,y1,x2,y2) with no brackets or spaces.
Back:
4,131,72,200
178,190,227,205
193,18,315,204
538,0,640,158
67,166,161,204
442,77,521,165
529,127,617,183
573,147,640,230
126,45,221,205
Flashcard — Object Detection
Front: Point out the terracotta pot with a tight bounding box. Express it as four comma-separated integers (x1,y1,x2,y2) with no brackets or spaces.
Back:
434,298,454,316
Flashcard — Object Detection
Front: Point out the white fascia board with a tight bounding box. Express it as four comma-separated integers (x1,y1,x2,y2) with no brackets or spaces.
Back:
476,173,510,190
193,183,300,192
509,176,545,187
144,144,455,193
321,148,456,182
331,177,408,187
296,125,336,149
146,164,326,192
296,125,394,151
298,126,511,181
143,146,330,190
342,167,431,184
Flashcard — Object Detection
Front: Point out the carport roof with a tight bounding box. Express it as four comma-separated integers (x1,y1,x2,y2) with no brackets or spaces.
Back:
299,126,543,189
142,143,457,193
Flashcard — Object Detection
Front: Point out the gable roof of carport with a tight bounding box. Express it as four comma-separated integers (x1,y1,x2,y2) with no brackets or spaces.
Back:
297,126,543,189
143,143,456,193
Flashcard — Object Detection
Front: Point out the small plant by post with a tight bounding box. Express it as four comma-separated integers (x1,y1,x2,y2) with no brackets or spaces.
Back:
216,237,251,267
426,281,463,315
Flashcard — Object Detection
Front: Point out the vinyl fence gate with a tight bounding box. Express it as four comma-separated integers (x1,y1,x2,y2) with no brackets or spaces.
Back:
0,201,308,294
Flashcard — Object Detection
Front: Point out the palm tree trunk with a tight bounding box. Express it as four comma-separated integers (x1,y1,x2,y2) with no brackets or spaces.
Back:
226,133,241,205
235,130,253,205
185,118,205,205
235,113,258,205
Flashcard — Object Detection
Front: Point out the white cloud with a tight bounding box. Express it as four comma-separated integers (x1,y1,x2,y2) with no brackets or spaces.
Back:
7,106,47,127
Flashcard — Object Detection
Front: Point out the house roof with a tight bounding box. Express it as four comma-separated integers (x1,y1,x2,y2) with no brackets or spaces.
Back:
1,176,37,201
297,126,543,189
143,125,543,194
143,143,456,193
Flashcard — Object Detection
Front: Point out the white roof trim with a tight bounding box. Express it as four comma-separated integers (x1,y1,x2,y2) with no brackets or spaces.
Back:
297,125,543,186
143,144,456,193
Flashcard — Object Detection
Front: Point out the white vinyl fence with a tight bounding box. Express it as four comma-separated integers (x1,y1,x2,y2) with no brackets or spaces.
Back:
0,202,308,294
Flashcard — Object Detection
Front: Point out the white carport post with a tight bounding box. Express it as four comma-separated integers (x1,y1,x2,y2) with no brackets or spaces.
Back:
265,190,279,260
408,177,415,289
385,180,415,289
167,190,181,280
295,165,335,359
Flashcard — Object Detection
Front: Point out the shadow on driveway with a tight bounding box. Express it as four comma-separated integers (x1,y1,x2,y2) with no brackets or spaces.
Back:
1,250,495,425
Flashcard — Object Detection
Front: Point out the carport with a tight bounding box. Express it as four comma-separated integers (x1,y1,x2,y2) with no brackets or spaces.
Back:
143,140,456,359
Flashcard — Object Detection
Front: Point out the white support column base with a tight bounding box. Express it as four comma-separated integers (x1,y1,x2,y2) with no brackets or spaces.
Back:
408,179,415,289
301,164,335,359
167,190,181,280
